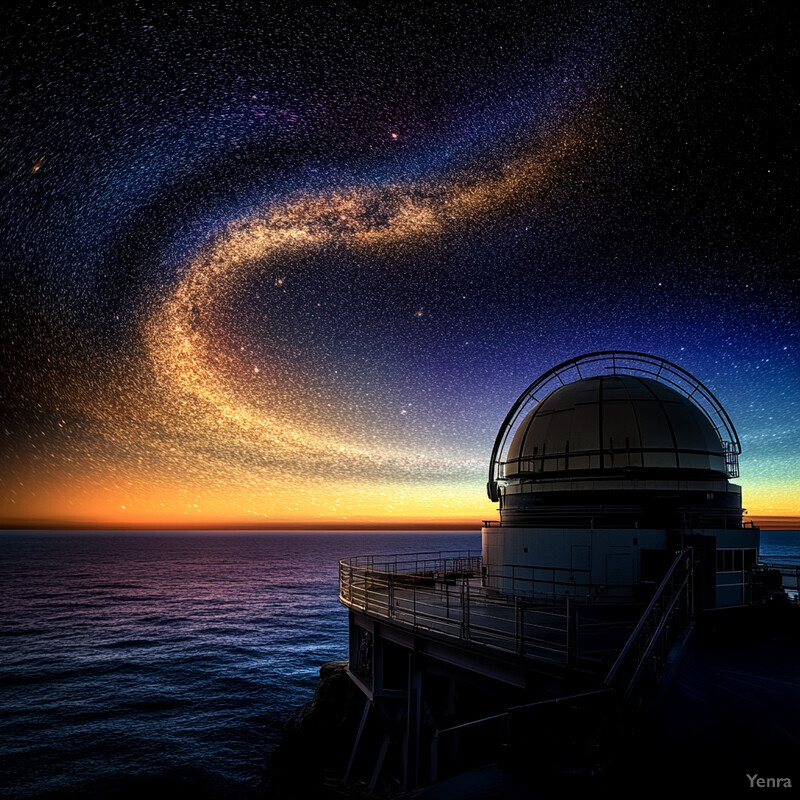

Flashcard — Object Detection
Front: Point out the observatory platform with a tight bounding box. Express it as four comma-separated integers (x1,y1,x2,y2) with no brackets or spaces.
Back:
335,352,790,795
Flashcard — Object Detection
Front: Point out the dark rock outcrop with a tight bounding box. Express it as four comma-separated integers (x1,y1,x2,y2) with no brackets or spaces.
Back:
261,661,363,799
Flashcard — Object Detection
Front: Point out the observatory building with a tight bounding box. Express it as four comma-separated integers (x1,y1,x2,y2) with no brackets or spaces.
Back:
335,352,778,794
483,352,758,608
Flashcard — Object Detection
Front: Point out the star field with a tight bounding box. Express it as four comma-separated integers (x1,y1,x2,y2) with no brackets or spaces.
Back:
1,2,797,526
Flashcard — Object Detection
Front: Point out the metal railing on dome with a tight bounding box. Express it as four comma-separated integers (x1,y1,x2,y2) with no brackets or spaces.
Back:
722,440,740,478
487,351,743,501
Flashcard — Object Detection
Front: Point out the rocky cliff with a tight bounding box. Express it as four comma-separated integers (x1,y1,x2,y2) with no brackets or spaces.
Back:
260,661,364,799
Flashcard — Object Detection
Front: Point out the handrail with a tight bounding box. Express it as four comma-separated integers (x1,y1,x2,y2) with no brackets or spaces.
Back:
622,569,693,700
506,687,611,714
435,688,611,738
604,547,694,703
339,550,479,571
339,551,653,670
436,711,509,736
604,547,691,686
431,687,612,782
339,551,582,665
487,351,742,500
758,561,800,598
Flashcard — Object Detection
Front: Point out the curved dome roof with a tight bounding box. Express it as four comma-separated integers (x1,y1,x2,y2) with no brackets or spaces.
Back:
503,374,727,478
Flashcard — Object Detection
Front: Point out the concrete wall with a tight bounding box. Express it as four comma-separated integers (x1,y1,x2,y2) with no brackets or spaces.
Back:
482,526,760,607
482,526,670,601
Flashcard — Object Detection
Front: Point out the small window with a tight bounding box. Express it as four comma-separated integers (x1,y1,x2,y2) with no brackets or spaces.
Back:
717,549,734,571
716,549,745,572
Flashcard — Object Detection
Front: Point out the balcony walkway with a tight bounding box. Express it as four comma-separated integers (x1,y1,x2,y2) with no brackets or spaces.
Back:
339,551,640,669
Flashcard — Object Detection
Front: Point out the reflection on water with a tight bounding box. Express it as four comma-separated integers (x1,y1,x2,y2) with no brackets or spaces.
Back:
0,529,796,798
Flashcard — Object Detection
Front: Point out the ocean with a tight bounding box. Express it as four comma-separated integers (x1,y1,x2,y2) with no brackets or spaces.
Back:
1,530,798,799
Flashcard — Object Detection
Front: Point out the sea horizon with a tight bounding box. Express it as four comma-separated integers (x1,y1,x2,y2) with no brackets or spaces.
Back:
4,518,799,531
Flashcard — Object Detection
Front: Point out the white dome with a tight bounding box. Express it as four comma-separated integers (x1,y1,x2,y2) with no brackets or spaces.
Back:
504,374,726,478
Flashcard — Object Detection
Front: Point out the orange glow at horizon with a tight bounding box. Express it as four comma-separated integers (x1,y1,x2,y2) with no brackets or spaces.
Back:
3,453,798,528
1,469,497,528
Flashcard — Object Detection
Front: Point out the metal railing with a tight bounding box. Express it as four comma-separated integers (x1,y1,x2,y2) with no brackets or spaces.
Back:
487,352,743,502
604,547,695,702
758,560,800,600
722,440,740,478
340,552,643,666
430,688,611,782
340,551,573,663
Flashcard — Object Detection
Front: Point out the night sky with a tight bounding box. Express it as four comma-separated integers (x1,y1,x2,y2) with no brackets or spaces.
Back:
2,1,797,527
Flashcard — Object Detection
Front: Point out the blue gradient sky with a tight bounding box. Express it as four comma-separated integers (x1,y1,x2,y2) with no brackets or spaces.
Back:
1,1,796,526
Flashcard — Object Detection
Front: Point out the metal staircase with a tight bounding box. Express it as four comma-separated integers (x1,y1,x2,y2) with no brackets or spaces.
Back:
604,547,696,703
